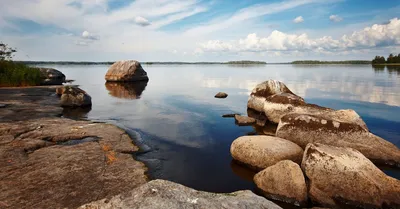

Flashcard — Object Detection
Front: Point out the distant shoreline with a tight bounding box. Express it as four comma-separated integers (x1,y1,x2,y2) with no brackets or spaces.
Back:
372,63,400,66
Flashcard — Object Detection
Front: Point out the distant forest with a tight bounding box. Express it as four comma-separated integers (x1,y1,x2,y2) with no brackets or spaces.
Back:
291,60,371,64
18,60,267,65
372,53,400,64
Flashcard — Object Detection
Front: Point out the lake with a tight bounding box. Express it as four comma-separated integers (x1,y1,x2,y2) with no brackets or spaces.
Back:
36,64,400,193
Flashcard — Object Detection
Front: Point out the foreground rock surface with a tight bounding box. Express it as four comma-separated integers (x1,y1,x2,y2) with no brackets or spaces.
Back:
235,115,256,126
254,160,308,206
0,118,147,209
105,60,148,82
79,179,283,209
302,143,400,208
230,136,303,170
38,68,66,85
60,86,92,107
277,113,400,166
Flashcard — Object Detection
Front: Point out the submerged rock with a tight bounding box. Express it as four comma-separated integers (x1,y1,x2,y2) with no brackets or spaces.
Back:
105,60,148,82
38,68,66,85
79,179,283,209
222,113,240,118
0,118,147,209
60,86,92,107
254,160,308,206
302,143,400,208
235,115,256,126
215,92,228,98
230,136,303,170
276,113,400,167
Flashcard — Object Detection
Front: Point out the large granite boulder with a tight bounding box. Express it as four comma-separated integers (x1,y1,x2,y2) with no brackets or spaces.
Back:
230,136,303,170
302,143,400,208
276,113,400,167
105,60,148,82
105,81,148,99
38,68,66,85
254,160,308,206
247,80,368,130
79,179,282,209
0,118,147,209
60,86,92,107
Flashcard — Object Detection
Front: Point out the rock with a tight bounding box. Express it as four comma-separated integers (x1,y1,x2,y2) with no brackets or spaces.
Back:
105,81,148,99
0,104,7,108
235,115,256,126
0,118,147,209
60,86,92,107
302,143,400,208
215,92,228,98
38,68,66,85
222,113,240,118
105,60,148,82
247,80,368,130
254,160,308,206
276,113,400,167
56,86,64,95
247,108,268,127
230,136,303,170
79,179,283,209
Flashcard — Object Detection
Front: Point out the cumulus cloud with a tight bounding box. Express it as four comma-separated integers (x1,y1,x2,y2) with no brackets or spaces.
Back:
329,15,343,22
82,31,99,40
134,16,151,26
293,16,304,23
200,18,400,54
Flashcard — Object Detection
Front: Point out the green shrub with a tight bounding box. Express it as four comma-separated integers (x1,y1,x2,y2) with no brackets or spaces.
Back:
0,60,42,87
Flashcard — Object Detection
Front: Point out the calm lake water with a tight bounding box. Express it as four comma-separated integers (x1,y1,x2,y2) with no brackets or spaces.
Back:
37,64,400,193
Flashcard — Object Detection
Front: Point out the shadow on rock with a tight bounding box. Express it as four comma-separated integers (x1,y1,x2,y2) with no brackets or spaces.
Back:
105,81,148,100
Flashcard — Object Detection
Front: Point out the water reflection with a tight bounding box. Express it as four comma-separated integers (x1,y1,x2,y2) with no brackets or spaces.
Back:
105,81,148,99
387,65,400,76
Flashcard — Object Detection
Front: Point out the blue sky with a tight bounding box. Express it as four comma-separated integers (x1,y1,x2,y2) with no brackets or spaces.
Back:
1,0,400,62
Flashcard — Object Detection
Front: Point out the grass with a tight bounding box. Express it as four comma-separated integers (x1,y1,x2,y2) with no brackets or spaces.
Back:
0,60,42,87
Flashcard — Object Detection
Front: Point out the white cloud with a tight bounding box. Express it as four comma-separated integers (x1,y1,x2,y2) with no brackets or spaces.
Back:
134,16,151,26
75,41,89,46
293,16,304,23
200,18,400,54
329,14,343,22
82,31,99,40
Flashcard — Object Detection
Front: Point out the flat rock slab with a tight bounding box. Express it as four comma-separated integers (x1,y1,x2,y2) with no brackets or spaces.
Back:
235,115,256,126
222,113,240,118
0,86,63,122
79,179,283,209
0,117,147,209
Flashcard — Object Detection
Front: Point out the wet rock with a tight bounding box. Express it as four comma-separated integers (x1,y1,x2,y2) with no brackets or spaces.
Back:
276,113,400,167
215,92,228,98
222,113,240,118
60,86,92,107
0,118,147,209
79,179,283,209
105,81,148,99
235,115,256,126
230,136,303,170
105,60,148,82
302,143,400,208
254,160,308,206
38,68,66,85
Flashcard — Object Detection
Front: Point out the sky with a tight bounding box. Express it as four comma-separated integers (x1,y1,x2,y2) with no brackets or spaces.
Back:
1,0,400,62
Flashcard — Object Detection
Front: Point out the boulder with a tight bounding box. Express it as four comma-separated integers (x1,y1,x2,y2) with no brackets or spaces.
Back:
247,80,368,130
105,81,148,99
215,92,228,98
235,115,256,126
254,160,308,206
230,136,303,170
38,68,66,85
302,143,400,208
60,86,92,107
79,179,283,209
276,113,400,167
105,60,148,82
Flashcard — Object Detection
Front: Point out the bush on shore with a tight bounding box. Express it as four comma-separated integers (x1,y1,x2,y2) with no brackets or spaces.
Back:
0,60,42,87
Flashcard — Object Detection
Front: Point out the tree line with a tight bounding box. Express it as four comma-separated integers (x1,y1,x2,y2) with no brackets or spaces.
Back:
372,53,400,64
